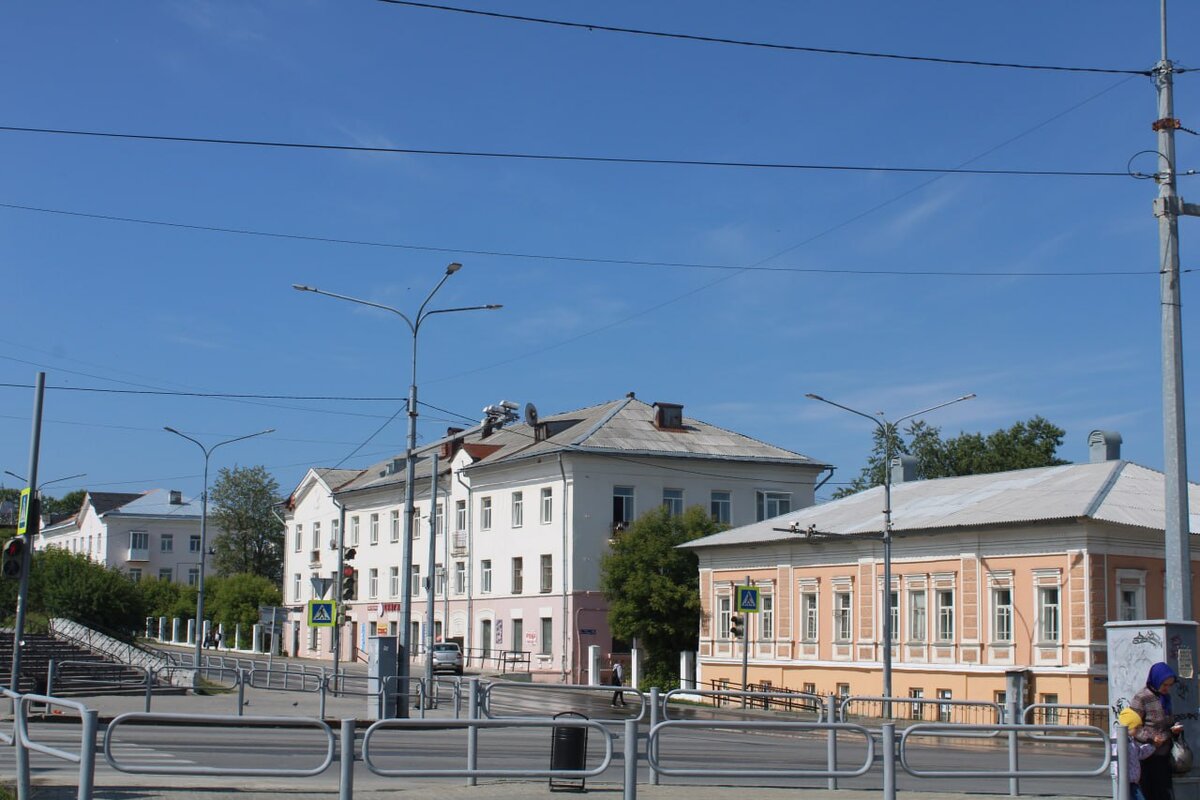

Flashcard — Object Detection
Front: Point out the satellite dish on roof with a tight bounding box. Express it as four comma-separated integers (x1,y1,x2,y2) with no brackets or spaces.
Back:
524,403,539,427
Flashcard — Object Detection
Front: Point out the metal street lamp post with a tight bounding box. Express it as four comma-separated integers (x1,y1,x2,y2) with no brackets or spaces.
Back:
294,263,501,717
804,392,974,703
164,426,274,670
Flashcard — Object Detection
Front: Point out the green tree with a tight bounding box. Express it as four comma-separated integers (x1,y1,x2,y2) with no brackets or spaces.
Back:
209,465,284,585
41,489,87,517
135,577,193,621
206,573,281,633
28,548,145,634
600,505,722,689
834,416,1068,498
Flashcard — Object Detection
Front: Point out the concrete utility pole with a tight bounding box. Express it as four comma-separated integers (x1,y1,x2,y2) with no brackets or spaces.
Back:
10,372,44,693
1154,0,1197,621
425,451,439,694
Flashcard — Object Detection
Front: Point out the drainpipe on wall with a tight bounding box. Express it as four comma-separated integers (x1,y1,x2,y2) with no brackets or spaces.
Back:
455,467,474,656
558,453,569,683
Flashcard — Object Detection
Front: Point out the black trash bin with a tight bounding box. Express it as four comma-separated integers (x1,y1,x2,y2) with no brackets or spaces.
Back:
549,710,588,792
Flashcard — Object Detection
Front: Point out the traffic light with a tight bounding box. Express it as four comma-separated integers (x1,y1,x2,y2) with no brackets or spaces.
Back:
730,614,744,639
2,537,25,580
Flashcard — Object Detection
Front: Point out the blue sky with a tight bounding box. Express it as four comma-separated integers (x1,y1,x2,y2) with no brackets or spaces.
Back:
3,1,1199,503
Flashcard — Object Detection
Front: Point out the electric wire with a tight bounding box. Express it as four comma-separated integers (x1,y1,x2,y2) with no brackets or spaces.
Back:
375,1,1155,76
0,125,1130,177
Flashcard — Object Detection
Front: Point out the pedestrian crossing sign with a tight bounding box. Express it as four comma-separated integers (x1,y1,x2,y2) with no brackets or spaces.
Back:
736,585,760,613
308,599,336,627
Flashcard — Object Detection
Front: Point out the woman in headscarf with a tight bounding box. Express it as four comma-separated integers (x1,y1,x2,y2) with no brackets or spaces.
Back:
1130,662,1181,800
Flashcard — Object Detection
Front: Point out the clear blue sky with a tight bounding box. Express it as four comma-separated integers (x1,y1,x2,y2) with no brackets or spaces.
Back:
3,2,1199,503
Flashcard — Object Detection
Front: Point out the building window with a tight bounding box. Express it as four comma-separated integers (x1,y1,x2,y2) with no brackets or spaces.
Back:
129,531,148,559
540,617,552,656
834,592,852,641
187,567,200,587
718,595,731,640
512,492,524,528
992,587,1013,642
331,519,339,549
755,490,791,521
455,561,466,594
613,487,634,526
836,683,850,698
1040,693,1060,724
801,592,818,641
1120,588,1144,621
481,559,492,593
936,590,954,642
293,573,301,603
540,554,553,593
128,568,142,582
540,487,553,524
159,567,173,581
370,513,379,545
512,557,523,594
888,590,899,644
710,491,731,524
909,688,924,720
761,594,774,640
294,524,302,552
368,568,379,599
434,503,444,536
390,510,400,543
803,682,816,696
161,534,174,553
190,535,201,553
312,521,321,551
435,563,445,596
350,516,360,547
1038,586,1060,643
909,590,927,642
456,500,467,532
1117,570,1147,621
662,488,684,517
389,567,399,598
937,689,953,722
481,497,493,530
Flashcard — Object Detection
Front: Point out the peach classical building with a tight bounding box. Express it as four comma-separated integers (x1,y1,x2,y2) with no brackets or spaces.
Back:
683,432,1200,708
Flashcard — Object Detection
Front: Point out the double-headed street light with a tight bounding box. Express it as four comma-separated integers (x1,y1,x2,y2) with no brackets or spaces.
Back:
804,392,974,703
164,426,275,670
294,263,501,718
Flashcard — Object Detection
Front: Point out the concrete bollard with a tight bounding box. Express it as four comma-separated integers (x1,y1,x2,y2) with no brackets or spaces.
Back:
172,617,181,643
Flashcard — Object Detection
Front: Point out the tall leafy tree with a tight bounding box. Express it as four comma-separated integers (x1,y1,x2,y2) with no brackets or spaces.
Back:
834,416,1068,498
41,490,87,517
600,505,722,689
206,573,282,633
209,465,284,586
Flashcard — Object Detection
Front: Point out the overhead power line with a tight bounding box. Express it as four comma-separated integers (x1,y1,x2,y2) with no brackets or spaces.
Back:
0,125,1129,177
0,201,1162,277
0,381,404,402
376,0,1156,76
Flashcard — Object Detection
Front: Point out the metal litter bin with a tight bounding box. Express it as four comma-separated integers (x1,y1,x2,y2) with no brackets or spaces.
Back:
549,711,588,791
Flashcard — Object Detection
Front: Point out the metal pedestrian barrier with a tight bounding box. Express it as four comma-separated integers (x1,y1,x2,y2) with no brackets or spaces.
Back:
898,722,1111,778
15,692,99,800
481,680,646,722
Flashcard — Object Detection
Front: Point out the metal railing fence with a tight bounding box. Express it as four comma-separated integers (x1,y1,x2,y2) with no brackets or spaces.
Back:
480,680,647,722
15,691,99,800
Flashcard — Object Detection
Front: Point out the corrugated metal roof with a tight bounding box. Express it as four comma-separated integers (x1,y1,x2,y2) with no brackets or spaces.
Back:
88,492,142,516
110,489,201,519
685,461,1200,550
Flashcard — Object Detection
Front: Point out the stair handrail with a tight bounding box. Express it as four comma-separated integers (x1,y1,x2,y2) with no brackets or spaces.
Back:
48,619,181,682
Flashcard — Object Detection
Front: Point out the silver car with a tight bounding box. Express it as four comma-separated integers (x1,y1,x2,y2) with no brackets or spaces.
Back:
431,642,463,675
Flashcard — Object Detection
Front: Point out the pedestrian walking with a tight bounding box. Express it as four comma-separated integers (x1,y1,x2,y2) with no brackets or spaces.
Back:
610,658,627,707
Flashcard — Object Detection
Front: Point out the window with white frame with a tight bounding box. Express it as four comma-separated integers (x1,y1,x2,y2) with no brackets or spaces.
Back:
718,595,731,640
455,561,466,594
368,568,378,599
834,591,852,641
512,557,523,594
456,500,467,531
159,567,173,582
161,534,174,553
434,503,443,536
540,617,552,655
312,521,321,551
129,531,148,558
512,492,524,528
889,589,899,644
331,518,339,549
481,497,493,530
710,490,731,524
190,535,201,553
755,490,791,521
801,592,818,641
370,513,379,545
540,487,553,523
128,568,142,582
909,688,925,720
991,579,1013,643
908,589,927,642
410,565,420,596
761,594,774,640
1038,586,1061,643
435,563,445,596
480,559,492,593
389,566,399,598
613,487,634,526
540,554,552,592
936,589,954,642
187,567,200,586
1117,570,1146,621
294,524,302,552
390,510,400,543
293,573,301,603
937,688,953,722
662,488,684,517
350,516,360,547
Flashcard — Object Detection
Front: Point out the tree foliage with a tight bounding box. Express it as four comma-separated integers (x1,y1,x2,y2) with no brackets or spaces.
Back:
19,548,146,634
206,573,281,633
210,465,284,585
600,505,722,689
834,416,1068,498
41,490,87,518
135,577,195,621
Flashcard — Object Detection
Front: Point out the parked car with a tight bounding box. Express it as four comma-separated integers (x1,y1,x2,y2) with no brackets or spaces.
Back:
432,642,463,675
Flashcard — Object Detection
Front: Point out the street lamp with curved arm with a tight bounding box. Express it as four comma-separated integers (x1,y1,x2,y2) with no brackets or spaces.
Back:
293,262,501,717
804,392,975,702
4,471,87,493
164,426,274,670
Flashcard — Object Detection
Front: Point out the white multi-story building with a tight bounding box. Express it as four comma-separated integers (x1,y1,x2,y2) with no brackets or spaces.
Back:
281,395,828,680
36,489,210,584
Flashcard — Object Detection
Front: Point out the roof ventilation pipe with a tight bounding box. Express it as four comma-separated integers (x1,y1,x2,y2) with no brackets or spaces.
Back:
1088,430,1123,463
890,455,919,484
